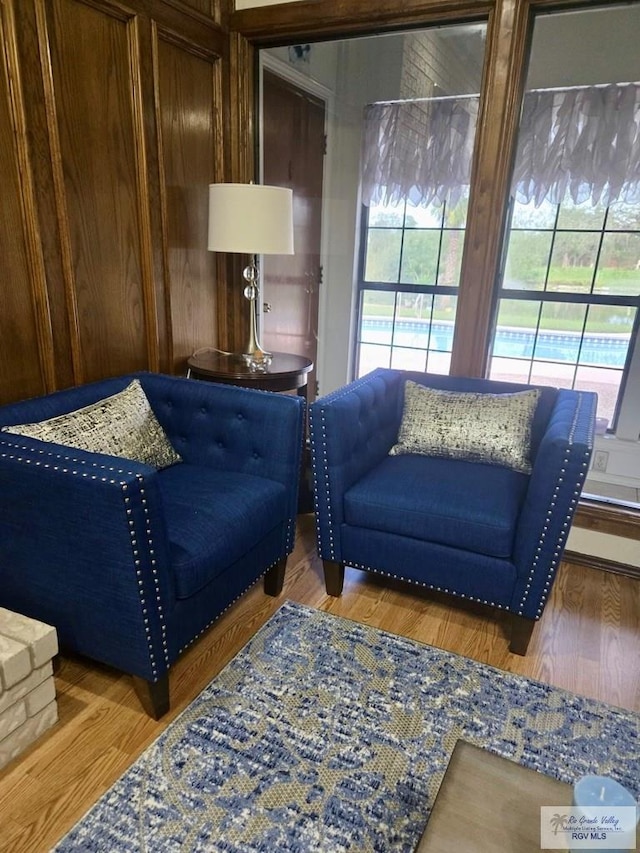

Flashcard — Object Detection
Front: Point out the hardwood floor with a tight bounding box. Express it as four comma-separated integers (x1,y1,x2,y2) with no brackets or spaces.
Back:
1,513,639,852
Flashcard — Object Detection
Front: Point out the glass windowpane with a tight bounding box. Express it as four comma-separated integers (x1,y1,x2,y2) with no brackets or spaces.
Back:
593,233,640,296
574,366,623,425
392,316,431,350
433,295,457,341
541,300,588,334
547,232,598,293
511,198,557,230
405,202,444,229
364,229,402,282
607,201,640,230
425,350,451,375
438,231,464,287
533,331,581,365
390,347,428,371
359,290,395,344
584,302,635,336
357,343,391,377
359,317,393,345
493,327,535,360
503,231,553,290
580,305,632,369
556,200,606,231
411,292,434,321
400,231,439,284
488,356,532,384
368,200,405,227
444,196,469,229
493,299,540,358
529,360,576,387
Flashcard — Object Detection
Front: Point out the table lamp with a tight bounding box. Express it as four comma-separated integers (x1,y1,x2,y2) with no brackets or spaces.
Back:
208,182,294,370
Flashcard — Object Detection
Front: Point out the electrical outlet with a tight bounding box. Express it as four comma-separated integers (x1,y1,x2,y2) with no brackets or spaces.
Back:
593,450,609,473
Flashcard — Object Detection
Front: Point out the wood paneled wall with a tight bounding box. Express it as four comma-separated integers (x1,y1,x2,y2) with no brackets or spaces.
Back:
0,0,232,405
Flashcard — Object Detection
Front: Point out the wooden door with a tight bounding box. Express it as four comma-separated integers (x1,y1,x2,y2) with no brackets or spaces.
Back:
262,70,325,401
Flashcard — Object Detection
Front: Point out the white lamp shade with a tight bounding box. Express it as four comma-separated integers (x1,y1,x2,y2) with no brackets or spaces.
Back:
207,183,294,255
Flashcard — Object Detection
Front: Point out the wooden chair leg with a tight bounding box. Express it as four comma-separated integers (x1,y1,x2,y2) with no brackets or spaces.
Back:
509,614,536,655
323,560,345,596
264,556,287,596
132,674,170,719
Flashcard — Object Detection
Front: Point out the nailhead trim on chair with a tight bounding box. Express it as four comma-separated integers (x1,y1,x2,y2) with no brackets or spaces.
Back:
123,475,169,673
285,517,296,552
309,405,336,561
516,391,595,616
343,560,511,613
0,440,166,679
0,440,140,477
176,560,280,656
515,446,572,618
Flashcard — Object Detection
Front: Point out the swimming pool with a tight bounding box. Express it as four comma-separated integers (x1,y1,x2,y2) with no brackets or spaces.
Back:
360,318,630,367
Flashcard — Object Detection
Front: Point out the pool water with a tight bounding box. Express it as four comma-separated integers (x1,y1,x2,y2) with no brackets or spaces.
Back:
361,318,629,367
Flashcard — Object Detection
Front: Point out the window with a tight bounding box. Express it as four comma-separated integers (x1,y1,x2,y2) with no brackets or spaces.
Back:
355,195,467,376
489,195,640,428
355,81,482,378
357,69,640,438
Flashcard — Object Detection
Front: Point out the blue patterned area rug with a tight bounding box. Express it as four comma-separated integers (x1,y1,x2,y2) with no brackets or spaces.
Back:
55,601,639,852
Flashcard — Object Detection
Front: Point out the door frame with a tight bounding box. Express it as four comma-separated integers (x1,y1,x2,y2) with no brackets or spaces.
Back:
258,51,336,396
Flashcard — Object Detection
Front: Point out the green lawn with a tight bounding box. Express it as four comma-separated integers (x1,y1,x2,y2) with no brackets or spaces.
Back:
362,265,639,333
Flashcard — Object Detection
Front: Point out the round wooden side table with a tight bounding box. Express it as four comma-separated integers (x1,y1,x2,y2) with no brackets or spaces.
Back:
186,350,313,397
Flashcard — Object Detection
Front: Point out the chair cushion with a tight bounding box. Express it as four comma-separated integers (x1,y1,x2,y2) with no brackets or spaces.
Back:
1,379,181,470
390,380,540,473
343,455,529,558
157,464,287,599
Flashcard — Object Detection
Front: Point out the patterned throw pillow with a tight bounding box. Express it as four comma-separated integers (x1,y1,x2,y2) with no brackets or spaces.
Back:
2,379,182,469
389,380,540,473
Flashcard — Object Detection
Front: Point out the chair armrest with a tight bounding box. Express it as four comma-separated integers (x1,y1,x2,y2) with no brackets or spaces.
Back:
0,433,174,682
309,369,401,561
511,389,597,620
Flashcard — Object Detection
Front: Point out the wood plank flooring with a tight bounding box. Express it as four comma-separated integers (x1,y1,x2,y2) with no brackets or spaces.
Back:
1,513,638,852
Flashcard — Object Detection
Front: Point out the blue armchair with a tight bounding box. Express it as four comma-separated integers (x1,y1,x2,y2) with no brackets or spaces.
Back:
0,372,304,716
309,369,596,654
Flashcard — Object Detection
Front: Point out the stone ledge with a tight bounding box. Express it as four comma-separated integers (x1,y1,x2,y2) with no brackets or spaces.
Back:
0,607,58,670
0,635,31,690
0,609,58,771
0,699,58,771
0,661,53,716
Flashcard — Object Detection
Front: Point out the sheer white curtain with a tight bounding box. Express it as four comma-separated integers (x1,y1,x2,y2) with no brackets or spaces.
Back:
361,96,478,209
514,83,640,207
361,83,640,209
